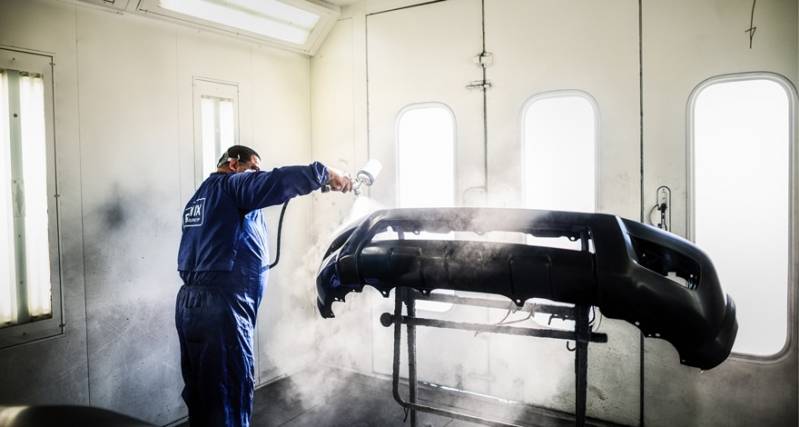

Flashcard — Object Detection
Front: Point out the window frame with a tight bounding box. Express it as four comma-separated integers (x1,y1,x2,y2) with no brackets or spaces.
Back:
520,89,601,213
0,48,63,348
686,72,798,362
192,77,239,187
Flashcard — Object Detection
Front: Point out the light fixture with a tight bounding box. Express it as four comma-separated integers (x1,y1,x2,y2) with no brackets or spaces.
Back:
227,0,319,29
159,0,320,45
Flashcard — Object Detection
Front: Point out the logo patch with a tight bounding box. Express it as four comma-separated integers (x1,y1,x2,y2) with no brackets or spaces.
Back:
183,198,206,228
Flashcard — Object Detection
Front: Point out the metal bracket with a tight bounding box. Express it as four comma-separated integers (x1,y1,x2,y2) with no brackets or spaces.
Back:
466,80,493,90
655,185,671,231
466,51,493,90
474,51,494,67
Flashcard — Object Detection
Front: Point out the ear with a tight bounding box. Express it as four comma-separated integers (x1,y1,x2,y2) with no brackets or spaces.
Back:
228,159,238,172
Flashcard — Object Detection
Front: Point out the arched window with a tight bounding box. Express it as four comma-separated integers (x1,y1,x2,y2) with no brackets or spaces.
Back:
690,74,795,357
522,91,598,213
396,103,456,312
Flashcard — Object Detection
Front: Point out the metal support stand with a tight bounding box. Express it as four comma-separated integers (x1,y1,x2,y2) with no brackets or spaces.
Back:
405,288,418,427
382,293,607,426
575,304,590,427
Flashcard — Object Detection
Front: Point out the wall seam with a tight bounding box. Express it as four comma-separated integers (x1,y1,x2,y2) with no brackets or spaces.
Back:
73,3,92,405
638,0,645,425
251,42,263,388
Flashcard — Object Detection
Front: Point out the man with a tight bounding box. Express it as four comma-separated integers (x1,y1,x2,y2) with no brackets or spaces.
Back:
175,145,351,426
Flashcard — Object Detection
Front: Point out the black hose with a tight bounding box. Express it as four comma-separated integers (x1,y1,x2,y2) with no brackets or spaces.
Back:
268,200,290,269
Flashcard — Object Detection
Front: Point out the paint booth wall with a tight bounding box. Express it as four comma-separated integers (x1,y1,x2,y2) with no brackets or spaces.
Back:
309,0,799,426
0,0,315,424
309,13,376,374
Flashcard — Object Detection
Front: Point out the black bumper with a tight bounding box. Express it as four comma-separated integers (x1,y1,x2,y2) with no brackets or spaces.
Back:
316,208,737,370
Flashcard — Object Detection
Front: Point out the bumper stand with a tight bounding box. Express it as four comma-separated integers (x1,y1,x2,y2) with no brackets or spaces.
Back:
382,290,607,427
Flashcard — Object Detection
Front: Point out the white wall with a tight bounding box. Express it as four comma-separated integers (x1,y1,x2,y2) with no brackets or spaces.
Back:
0,0,314,424
309,3,377,377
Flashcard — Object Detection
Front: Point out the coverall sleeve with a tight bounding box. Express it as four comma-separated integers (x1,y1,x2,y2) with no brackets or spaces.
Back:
226,161,329,212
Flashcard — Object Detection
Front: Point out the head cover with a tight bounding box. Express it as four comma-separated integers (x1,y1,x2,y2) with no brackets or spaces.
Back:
216,150,239,168
216,145,260,168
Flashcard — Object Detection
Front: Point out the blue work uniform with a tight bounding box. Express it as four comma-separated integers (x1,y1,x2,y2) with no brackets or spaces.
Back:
176,163,327,427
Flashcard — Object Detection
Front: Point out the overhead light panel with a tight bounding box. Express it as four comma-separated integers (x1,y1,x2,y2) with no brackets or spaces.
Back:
159,0,320,45
227,0,319,29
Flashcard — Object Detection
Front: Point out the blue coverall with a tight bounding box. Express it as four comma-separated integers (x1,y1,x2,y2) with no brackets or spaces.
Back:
176,163,328,427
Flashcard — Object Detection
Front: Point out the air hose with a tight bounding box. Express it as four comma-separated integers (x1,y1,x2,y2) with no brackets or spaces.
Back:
267,200,290,269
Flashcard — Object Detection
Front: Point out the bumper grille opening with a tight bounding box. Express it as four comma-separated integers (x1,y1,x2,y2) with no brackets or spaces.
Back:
630,236,700,289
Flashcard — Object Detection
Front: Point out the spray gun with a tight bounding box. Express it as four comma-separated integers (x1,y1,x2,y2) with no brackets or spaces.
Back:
321,159,383,196
268,159,382,269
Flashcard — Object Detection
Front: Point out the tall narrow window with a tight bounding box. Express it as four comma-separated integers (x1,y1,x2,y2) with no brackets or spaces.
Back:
397,104,456,208
396,103,456,312
0,68,53,329
522,91,598,328
691,75,794,357
193,79,238,185
523,91,597,213
200,97,235,172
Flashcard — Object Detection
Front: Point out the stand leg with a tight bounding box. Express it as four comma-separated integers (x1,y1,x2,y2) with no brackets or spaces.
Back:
575,304,590,427
392,289,404,407
406,289,418,427
385,296,601,427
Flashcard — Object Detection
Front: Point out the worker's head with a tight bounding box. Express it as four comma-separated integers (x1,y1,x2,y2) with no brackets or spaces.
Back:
217,145,261,173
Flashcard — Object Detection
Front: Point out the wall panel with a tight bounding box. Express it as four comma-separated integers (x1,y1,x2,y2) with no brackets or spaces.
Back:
0,1,313,424
642,0,798,425
0,0,89,408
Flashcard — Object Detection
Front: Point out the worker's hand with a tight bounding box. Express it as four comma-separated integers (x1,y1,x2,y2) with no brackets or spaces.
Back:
326,167,353,193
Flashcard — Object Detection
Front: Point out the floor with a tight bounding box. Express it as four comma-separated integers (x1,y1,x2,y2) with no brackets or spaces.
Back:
177,370,622,427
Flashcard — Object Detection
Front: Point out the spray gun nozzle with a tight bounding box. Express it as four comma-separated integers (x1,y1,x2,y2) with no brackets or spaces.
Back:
322,159,382,196
354,159,382,196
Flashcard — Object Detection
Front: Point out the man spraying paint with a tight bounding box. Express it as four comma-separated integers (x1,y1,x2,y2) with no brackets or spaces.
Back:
175,145,352,426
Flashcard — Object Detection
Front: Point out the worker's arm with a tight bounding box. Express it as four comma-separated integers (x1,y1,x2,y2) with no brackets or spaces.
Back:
226,161,350,211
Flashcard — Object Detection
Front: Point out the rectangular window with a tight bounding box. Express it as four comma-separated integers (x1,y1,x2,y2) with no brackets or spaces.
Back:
0,49,61,347
691,75,794,357
193,78,238,186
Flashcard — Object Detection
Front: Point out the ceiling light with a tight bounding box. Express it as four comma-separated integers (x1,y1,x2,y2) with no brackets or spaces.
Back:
160,0,314,45
227,0,319,30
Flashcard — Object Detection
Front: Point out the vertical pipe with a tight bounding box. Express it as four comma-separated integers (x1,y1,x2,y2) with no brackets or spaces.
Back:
575,304,589,427
406,288,418,427
638,1,646,424
396,230,417,426
580,230,589,252
392,288,404,406
392,230,410,419
481,0,488,194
